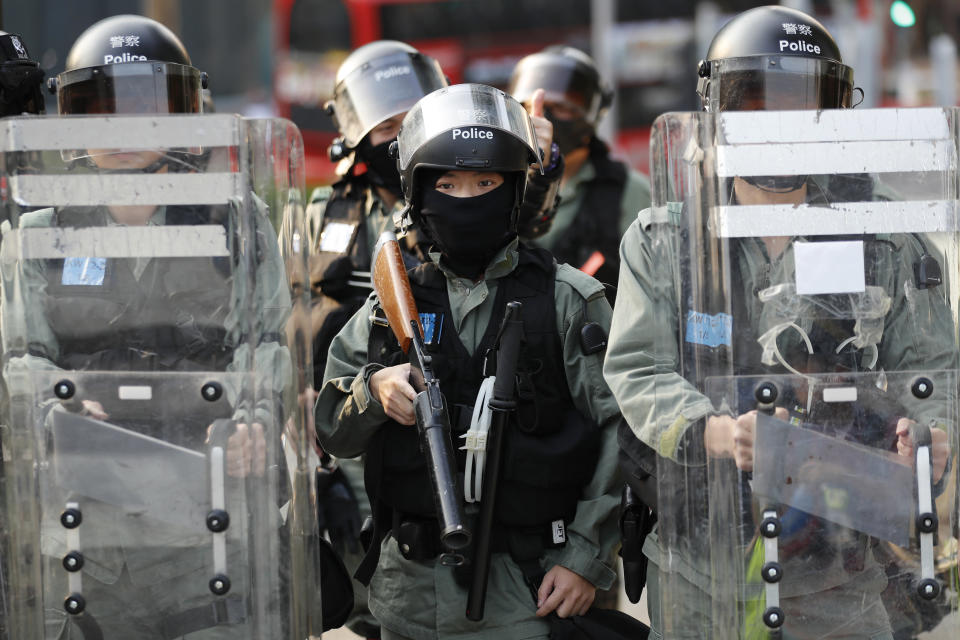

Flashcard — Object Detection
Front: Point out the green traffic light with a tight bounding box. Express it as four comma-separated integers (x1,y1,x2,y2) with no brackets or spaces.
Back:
890,1,916,28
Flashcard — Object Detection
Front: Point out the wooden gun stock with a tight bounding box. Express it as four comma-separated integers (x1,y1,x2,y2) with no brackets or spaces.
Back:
372,231,422,354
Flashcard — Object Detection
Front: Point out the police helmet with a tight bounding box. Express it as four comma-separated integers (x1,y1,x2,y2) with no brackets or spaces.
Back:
53,14,207,116
0,32,44,116
507,45,612,129
394,83,542,230
326,40,446,152
696,5,854,112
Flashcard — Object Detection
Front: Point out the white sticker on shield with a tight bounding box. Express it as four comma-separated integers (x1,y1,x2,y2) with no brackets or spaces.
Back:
794,240,865,295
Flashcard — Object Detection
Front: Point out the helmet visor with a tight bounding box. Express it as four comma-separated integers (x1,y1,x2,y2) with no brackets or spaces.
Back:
333,50,446,148
397,84,541,174
508,58,603,124
705,56,854,112
57,62,202,116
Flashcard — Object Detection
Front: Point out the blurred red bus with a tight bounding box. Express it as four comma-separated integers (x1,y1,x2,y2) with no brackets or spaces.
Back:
273,0,698,186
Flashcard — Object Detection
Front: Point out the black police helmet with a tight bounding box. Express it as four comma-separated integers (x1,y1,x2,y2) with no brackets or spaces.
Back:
0,31,44,116
697,5,854,112
325,40,446,152
54,14,207,115
508,45,612,129
394,84,542,231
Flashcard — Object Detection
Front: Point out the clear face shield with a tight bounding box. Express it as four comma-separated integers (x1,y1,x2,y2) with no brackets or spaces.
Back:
397,84,541,174
698,56,855,193
330,50,446,149
394,84,542,232
699,55,854,113
509,58,607,127
56,62,205,165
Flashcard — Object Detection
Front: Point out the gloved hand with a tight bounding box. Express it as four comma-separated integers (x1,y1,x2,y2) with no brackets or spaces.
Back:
316,461,363,556
518,142,564,239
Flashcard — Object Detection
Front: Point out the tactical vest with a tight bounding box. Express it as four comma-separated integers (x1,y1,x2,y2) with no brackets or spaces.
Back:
40,205,235,372
308,178,380,386
309,177,372,272
552,137,627,290
365,246,602,532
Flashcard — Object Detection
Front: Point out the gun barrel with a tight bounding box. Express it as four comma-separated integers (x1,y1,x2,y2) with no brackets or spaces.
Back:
414,386,470,551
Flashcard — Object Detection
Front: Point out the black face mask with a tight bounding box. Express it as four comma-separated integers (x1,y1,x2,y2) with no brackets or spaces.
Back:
546,108,593,155
358,139,403,196
419,179,518,279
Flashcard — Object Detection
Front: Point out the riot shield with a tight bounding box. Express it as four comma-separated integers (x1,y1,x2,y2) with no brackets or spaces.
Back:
646,107,960,638
0,114,322,639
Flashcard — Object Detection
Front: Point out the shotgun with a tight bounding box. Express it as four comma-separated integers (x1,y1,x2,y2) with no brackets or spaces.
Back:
371,231,470,552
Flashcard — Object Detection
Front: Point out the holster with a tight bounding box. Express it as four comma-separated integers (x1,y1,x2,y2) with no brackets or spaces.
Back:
619,483,656,604
394,513,442,562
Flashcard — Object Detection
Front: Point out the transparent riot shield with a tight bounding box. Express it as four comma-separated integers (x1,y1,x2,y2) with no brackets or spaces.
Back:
0,114,322,639
646,108,960,638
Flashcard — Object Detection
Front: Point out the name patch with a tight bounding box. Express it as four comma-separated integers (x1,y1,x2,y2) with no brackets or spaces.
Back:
419,312,443,346
551,519,566,545
685,310,732,348
62,257,106,286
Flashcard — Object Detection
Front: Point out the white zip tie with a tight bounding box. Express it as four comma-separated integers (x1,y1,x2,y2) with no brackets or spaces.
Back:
462,376,495,503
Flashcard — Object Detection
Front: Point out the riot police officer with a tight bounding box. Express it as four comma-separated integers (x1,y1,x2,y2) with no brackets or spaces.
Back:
311,42,562,639
1,14,303,639
0,28,44,640
317,83,623,640
604,5,956,639
508,46,651,295
308,41,447,381
306,41,449,639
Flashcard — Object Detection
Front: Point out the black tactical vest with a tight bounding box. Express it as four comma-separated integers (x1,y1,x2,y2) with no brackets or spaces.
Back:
365,246,602,530
40,205,236,372
552,137,627,291
308,178,380,386
310,177,371,271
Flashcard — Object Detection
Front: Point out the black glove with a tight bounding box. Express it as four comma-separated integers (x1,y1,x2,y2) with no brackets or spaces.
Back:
518,142,564,239
316,462,363,556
